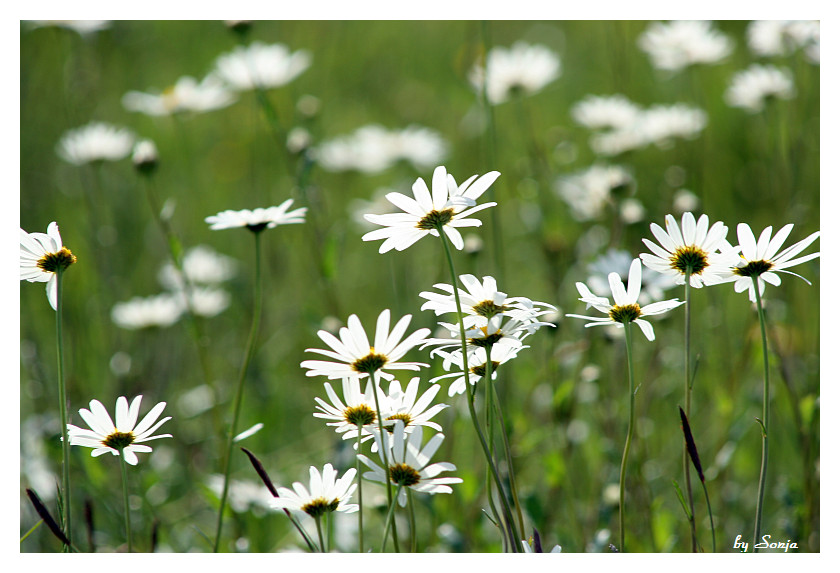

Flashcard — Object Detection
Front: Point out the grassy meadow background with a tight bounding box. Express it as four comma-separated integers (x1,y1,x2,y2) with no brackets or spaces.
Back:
19,20,819,553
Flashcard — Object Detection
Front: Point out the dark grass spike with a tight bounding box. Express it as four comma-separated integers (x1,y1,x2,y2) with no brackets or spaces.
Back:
679,406,705,482
532,528,543,553
240,447,279,497
26,488,71,548
84,498,95,552
151,518,160,552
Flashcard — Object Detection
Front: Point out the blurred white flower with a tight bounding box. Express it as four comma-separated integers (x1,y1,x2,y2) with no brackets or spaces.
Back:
638,20,733,72
132,139,159,173
575,96,707,156
57,122,135,165
571,94,642,131
587,248,677,306
747,20,820,61
27,20,111,35
556,164,635,221
207,475,273,513
673,189,700,213
111,293,183,330
182,286,230,318
349,188,396,230
158,245,237,290
619,198,646,224
122,75,236,116
214,41,311,91
315,124,448,173
468,41,561,105
725,64,796,113
286,126,313,154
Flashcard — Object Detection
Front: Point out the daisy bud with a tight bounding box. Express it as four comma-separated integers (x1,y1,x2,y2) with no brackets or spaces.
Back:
132,139,159,175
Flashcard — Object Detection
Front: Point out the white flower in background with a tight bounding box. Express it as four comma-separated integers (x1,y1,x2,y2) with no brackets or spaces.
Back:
619,198,646,224
723,223,819,302
673,189,700,213
588,249,676,306
468,41,561,105
420,274,556,329
349,188,396,230
555,164,635,221
206,475,273,513
181,286,230,318
638,20,733,72
67,395,172,466
20,222,76,310
27,20,111,35
362,165,499,252
214,41,311,91
111,293,183,330
132,139,159,173
357,420,461,506
725,64,796,113
567,258,684,341
431,343,526,397
122,75,236,116
158,245,237,290
747,20,820,61
640,212,741,288
205,199,307,232
301,309,430,381
270,464,358,517
57,122,135,165
314,124,448,174
571,94,642,131
640,104,707,148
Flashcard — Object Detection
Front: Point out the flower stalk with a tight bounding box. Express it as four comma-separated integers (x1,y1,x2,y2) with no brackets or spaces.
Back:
682,268,699,552
618,323,637,552
214,230,264,552
119,451,132,553
751,275,771,552
55,268,72,548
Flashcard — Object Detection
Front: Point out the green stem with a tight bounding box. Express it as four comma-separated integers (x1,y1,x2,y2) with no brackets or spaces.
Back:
490,376,526,538
369,371,399,552
119,452,132,553
436,229,519,551
213,230,264,552
356,423,364,553
20,519,44,544
380,485,402,553
55,269,72,548
618,324,637,552
314,515,326,553
683,272,698,552
407,488,417,552
482,345,504,550
752,276,771,552
701,479,716,552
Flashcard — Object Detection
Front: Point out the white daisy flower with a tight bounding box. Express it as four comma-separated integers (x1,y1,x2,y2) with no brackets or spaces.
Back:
314,378,383,443
725,64,796,113
122,75,237,116
111,293,183,330
301,309,430,381
420,274,556,329
357,420,462,506
57,122,135,165
205,199,307,232
380,377,448,433
214,41,312,91
468,41,561,105
431,343,526,397
20,222,76,310
66,395,172,466
566,258,683,341
724,223,819,302
639,104,707,148
270,463,358,517
640,212,741,288
362,165,499,253
132,139,159,173
638,20,733,72
424,313,550,359
522,538,563,553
